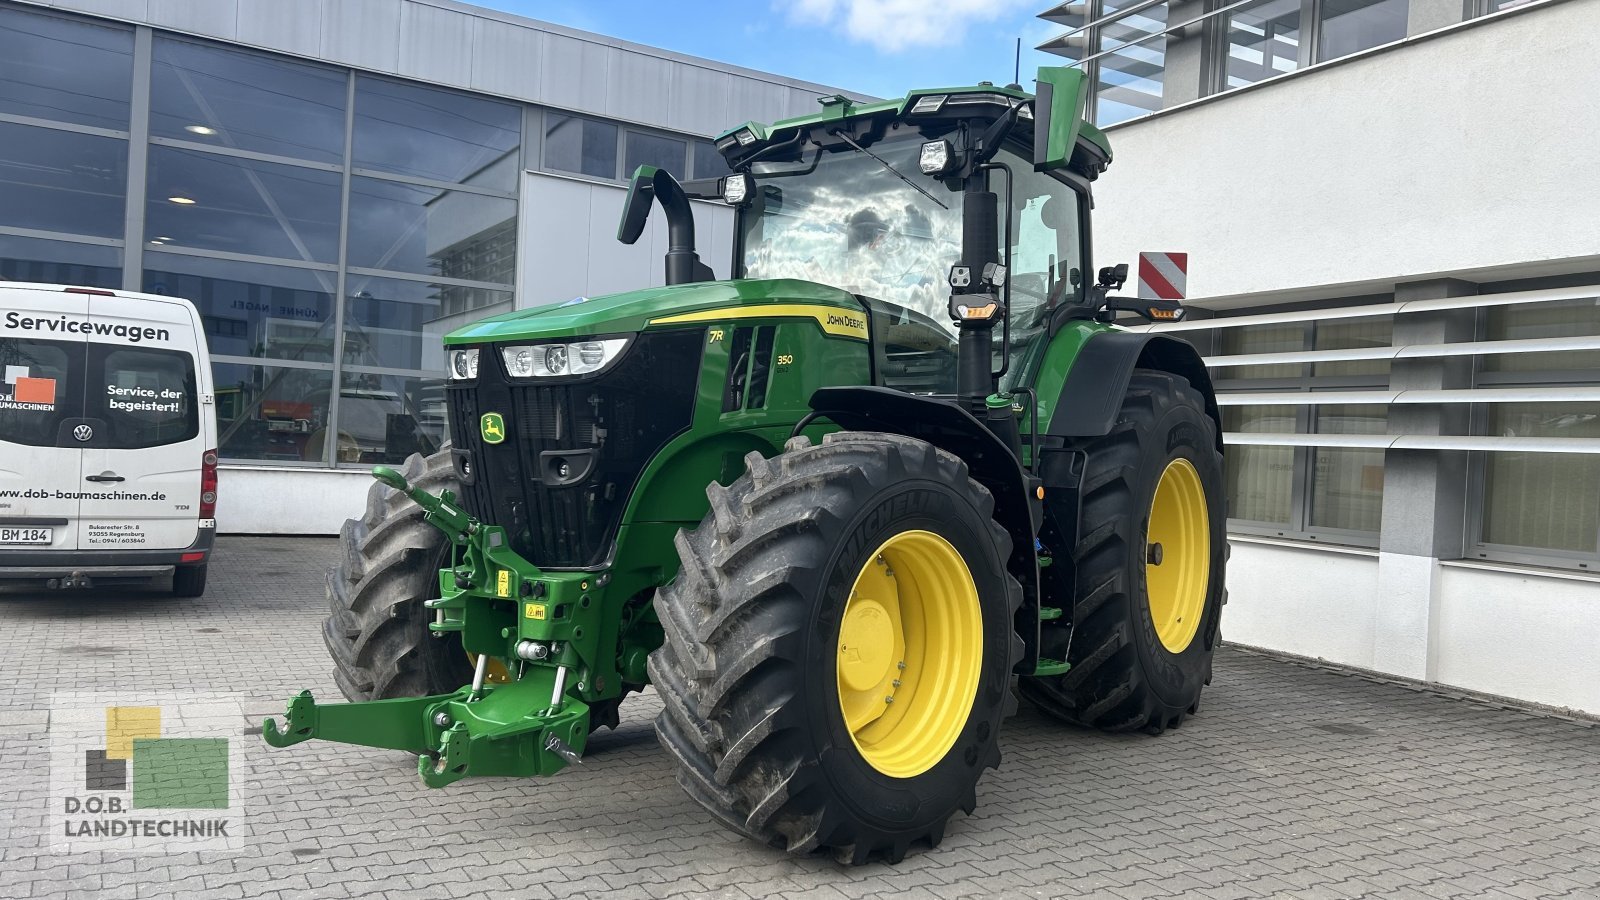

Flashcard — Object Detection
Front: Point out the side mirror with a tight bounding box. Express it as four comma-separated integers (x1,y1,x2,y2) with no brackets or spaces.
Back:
617,165,659,245
1033,66,1088,171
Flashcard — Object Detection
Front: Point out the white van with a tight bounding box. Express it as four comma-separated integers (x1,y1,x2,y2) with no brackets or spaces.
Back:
0,282,217,596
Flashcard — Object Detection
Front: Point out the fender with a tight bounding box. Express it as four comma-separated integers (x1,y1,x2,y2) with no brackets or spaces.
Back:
1046,331,1222,450
808,386,1043,673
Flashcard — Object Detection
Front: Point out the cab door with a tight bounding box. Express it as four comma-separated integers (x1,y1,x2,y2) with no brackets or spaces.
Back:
75,296,203,552
0,291,88,551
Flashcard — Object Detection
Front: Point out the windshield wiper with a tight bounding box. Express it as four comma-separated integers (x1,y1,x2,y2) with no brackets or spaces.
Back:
829,129,949,211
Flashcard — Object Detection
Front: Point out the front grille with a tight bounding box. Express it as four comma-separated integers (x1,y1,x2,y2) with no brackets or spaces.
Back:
446,330,703,568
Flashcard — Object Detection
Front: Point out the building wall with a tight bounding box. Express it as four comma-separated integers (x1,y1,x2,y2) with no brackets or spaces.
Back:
1225,539,1380,667
28,0,843,130
1092,0,1599,306
1087,0,1600,714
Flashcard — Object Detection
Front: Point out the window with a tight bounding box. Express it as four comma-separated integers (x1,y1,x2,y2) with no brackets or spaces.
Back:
1213,317,1391,543
0,234,120,289
345,177,516,281
1224,0,1303,89
1479,403,1600,556
332,370,446,465
210,361,336,463
145,145,343,263
92,345,198,449
0,6,133,130
0,121,127,239
544,114,619,179
353,77,521,189
1316,0,1409,62
1472,297,1600,565
150,37,346,164
0,337,80,447
1224,404,1296,524
623,131,687,180
142,254,338,364
343,273,511,372
1094,3,1168,125
1309,404,1386,531
1045,0,1418,123
691,140,731,180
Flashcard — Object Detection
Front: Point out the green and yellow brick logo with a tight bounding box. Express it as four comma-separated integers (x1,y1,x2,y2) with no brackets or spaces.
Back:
87,706,229,809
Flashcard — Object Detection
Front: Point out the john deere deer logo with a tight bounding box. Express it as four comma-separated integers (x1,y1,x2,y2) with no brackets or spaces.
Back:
480,412,506,445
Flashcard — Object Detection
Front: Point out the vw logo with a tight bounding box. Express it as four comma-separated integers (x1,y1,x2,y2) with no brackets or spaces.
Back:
72,424,93,442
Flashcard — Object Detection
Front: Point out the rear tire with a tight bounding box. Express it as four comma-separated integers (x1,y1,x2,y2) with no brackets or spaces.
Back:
651,432,1023,864
1019,369,1226,734
171,564,207,598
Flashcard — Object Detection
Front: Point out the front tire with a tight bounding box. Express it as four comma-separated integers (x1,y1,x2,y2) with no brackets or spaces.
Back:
1019,369,1227,733
323,448,472,700
651,432,1023,864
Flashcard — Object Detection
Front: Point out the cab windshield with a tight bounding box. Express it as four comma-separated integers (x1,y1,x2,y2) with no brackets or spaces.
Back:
739,132,1084,392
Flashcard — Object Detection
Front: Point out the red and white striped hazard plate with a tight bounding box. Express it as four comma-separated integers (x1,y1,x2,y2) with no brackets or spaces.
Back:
1137,252,1187,301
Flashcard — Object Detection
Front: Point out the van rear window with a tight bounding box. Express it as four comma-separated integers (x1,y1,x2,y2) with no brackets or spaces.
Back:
0,338,197,449
0,337,82,446
90,344,198,448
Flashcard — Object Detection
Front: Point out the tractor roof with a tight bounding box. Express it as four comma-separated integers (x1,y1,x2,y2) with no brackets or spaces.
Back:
715,82,1112,179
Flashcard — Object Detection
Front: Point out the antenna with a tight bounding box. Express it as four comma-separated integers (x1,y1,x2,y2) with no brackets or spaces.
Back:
1013,37,1022,87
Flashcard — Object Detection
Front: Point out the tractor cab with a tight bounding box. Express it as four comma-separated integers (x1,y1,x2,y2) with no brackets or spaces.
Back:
630,74,1118,412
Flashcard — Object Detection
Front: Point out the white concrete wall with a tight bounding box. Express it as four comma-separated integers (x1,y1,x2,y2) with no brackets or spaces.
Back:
1224,539,1381,668
1093,0,1600,306
217,466,373,535
1227,539,1600,716
1435,563,1600,715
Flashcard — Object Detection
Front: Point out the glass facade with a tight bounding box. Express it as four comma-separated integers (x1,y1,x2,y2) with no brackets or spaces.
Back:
1094,3,1168,125
1045,0,1457,124
1475,299,1600,561
0,2,724,465
0,2,735,469
1213,317,1390,544
1225,0,1304,89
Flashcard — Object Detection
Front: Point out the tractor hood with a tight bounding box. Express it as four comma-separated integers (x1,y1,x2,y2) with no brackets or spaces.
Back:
443,278,864,345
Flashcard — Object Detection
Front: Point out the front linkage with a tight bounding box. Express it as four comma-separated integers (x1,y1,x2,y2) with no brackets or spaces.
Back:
263,466,600,786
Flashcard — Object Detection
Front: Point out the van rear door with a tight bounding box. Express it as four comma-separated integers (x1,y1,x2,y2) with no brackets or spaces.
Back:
0,291,87,551
75,295,203,552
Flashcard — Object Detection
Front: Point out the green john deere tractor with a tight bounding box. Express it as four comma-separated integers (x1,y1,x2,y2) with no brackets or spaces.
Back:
264,67,1226,863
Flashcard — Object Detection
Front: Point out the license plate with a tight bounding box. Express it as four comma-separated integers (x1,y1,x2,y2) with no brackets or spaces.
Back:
0,527,52,544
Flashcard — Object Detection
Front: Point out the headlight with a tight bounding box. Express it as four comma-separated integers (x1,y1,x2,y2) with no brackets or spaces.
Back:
919,140,955,175
722,173,754,205
910,94,946,114
449,348,479,380
502,338,629,378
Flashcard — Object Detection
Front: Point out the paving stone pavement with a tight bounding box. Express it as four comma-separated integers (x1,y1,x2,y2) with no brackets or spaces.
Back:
2,536,1598,899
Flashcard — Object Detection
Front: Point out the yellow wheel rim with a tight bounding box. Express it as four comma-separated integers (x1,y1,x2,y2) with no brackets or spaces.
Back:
1145,457,1211,654
836,529,983,779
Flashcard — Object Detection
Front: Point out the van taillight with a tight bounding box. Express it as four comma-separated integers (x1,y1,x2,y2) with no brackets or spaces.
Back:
200,449,218,518
63,287,116,296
